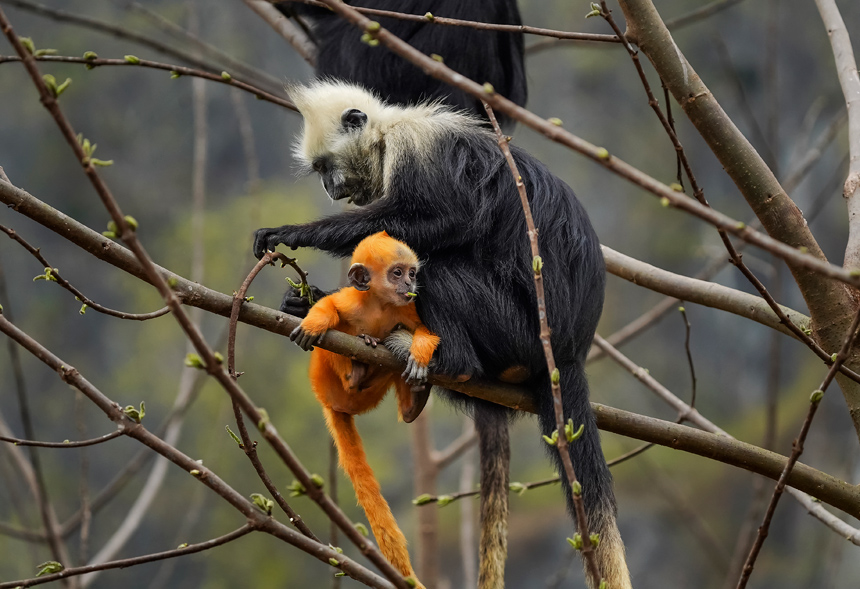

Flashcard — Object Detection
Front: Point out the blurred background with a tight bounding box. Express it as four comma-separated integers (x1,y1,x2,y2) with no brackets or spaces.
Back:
0,0,859,587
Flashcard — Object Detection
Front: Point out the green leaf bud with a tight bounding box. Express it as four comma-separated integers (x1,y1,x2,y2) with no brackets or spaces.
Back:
483,82,495,94
185,353,204,369
124,55,140,65
226,425,242,447
548,117,563,126
810,389,824,403
412,493,433,506
310,473,325,488
19,37,35,55
221,71,232,81
354,522,369,536
124,215,138,230
551,368,560,384
365,21,381,33
532,255,543,274
83,51,98,61
596,147,610,160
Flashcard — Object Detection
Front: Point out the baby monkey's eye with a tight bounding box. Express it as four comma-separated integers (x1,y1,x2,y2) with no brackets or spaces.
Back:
393,268,402,277
409,269,416,278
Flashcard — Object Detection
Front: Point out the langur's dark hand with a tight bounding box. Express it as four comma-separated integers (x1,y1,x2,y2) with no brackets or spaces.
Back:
253,227,292,260
290,326,322,351
280,285,327,319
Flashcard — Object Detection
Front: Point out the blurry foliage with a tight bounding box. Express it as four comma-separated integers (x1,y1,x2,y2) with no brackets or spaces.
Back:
0,0,859,588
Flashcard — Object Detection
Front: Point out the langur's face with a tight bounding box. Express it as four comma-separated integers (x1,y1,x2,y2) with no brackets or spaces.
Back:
302,107,385,207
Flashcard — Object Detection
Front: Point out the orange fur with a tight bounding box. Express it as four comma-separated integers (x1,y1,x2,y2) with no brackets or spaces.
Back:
299,232,437,586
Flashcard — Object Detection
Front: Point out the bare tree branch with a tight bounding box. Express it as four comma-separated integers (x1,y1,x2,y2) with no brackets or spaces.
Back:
0,0,283,94
0,54,295,110
244,0,316,66
0,430,122,448
812,0,860,269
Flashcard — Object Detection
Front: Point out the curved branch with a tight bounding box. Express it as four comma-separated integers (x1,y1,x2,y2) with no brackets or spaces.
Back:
283,0,620,43
0,430,121,448
0,223,169,320
0,54,295,111
0,0,283,94
0,525,255,589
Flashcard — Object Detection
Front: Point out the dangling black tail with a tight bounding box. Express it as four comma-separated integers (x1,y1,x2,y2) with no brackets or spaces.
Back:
536,367,632,589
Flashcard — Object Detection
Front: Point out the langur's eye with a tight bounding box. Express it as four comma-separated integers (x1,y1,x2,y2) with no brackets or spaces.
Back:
409,269,416,279
393,268,402,277
341,108,368,131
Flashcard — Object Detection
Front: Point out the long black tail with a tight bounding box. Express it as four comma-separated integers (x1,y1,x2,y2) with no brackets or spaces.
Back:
474,401,510,589
536,367,632,589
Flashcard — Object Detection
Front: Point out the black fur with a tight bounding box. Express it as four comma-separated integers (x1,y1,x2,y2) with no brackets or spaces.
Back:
254,125,614,529
277,0,527,128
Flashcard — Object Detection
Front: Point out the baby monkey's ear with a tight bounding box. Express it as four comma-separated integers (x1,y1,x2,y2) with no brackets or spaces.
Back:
348,263,371,291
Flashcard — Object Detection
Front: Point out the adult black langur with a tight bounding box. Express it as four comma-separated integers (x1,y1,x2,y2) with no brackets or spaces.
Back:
253,81,631,589
274,0,527,129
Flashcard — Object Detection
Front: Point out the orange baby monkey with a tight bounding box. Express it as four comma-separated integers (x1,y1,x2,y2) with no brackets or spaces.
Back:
290,231,438,585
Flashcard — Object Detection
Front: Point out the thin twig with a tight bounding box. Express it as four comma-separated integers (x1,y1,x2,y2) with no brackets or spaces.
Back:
483,100,602,586
0,8,408,585
1,525,254,589
737,305,860,587
124,1,284,90
310,0,860,293
813,0,860,270
0,54,295,111
0,223,169,320
0,313,396,588
226,252,319,541
0,0,282,94
3,179,860,514
598,3,860,384
245,0,316,66
678,306,697,409
594,332,860,548
282,0,621,43
0,431,122,448
0,235,72,586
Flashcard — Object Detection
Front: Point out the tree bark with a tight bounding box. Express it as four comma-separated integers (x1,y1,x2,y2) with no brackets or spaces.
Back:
617,0,860,439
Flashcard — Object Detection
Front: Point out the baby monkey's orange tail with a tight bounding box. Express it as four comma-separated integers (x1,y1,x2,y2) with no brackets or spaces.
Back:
323,407,422,587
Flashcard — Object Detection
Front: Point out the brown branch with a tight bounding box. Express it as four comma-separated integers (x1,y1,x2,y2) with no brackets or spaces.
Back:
430,422,476,471
594,332,860,546
0,7,409,585
0,242,73,585
0,312,397,589
245,0,316,66
0,525,255,589
0,54,295,111
281,0,621,43
737,305,860,587
617,0,860,437
484,100,602,587
0,0,283,94
310,0,860,295
0,223,169,320
3,179,860,518
0,430,122,448
227,252,319,541
599,3,860,392
125,1,284,90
